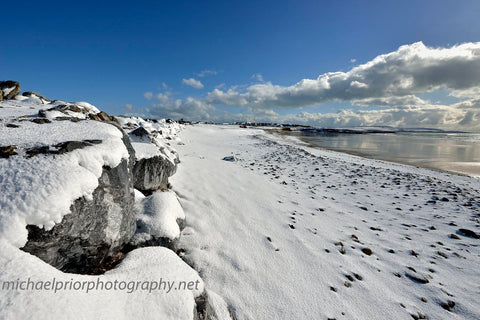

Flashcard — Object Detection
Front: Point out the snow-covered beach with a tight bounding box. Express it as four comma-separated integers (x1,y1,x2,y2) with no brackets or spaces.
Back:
1,84,479,319
172,124,480,320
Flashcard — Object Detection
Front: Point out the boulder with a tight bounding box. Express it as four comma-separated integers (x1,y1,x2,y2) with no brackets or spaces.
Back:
21,128,137,274
131,126,150,137
22,91,51,102
0,80,21,100
133,155,177,193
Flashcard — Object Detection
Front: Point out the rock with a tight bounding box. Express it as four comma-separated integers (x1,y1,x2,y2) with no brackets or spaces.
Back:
46,104,88,114
22,91,51,102
457,228,480,239
89,111,121,125
0,146,17,158
21,129,137,274
353,273,363,280
222,155,237,162
31,118,52,124
0,80,21,100
133,155,177,193
440,300,455,311
131,126,150,137
22,156,136,274
404,272,429,284
361,247,373,255
194,291,237,320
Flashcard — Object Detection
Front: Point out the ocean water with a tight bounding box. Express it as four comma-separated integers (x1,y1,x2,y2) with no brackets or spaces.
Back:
276,131,480,177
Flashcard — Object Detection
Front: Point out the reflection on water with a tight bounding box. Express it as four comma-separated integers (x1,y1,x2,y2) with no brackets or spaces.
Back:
285,132,480,177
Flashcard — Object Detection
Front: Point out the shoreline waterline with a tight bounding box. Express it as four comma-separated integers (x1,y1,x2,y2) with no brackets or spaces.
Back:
265,129,480,178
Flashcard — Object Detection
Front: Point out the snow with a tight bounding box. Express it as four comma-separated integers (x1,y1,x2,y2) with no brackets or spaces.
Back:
171,124,480,320
134,190,186,241
0,240,204,320
131,141,162,160
206,290,234,320
74,101,100,113
2,86,15,96
0,99,45,119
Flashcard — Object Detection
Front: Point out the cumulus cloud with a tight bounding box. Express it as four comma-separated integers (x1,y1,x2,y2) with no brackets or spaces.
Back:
145,96,480,130
149,97,215,121
205,42,480,109
182,78,204,89
230,100,480,130
141,42,480,130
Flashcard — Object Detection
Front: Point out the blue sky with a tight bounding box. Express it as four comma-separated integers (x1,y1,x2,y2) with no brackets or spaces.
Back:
2,1,480,129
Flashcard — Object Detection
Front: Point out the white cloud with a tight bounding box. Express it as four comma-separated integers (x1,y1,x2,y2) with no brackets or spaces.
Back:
227,100,480,130
143,97,480,130
149,97,215,121
143,92,153,100
155,93,170,103
196,70,218,77
142,42,480,130
206,42,480,109
182,78,204,89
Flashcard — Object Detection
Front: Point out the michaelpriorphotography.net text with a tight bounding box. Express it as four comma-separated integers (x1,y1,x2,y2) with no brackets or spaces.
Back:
1,278,201,294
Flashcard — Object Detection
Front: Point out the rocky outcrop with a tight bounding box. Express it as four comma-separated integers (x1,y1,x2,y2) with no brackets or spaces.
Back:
0,80,21,100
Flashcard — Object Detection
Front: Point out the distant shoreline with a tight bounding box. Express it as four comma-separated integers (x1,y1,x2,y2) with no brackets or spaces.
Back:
265,128,480,178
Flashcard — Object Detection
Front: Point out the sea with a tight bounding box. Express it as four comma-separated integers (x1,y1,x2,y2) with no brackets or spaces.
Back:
273,130,480,178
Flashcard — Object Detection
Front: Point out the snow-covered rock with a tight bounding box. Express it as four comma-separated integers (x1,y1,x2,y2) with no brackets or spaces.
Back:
0,98,137,273
22,91,51,103
133,190,186,248
118,116,182,193
133,155,178,192
0,241,207,320
0,80,21,101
